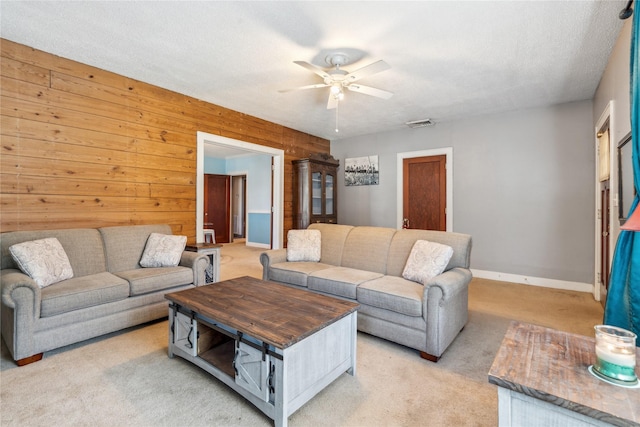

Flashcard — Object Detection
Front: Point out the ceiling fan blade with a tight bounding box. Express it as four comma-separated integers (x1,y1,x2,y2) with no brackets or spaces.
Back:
347,84,393,99
344,60,390,82
327,92,338,110
293,61,331,80
278,83,328,93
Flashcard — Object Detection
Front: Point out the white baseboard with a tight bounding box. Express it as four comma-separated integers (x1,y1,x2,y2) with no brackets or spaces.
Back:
246,241,270,249
471,269,593,293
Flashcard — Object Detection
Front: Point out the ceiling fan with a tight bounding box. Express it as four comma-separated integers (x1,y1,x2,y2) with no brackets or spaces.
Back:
280,53,393,109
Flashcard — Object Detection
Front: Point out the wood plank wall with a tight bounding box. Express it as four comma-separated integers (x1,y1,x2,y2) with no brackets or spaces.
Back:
1,39,330,243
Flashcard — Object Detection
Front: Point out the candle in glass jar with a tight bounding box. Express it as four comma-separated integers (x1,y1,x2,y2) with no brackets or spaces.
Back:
595,344,636,367
594,325,638,383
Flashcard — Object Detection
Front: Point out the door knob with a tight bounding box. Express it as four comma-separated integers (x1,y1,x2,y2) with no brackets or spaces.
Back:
403,218,409,229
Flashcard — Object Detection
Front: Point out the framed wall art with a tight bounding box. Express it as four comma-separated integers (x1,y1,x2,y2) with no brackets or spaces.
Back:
345,155,379,186
618,132,635,223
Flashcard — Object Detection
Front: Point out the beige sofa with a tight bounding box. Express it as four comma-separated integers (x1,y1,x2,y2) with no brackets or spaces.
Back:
260,224,472,361
1,224,209,366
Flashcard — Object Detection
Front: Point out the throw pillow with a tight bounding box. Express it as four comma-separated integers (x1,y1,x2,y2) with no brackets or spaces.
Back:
286,229,321,262
402,240,454,285
139,233,187,268
9,237,74,288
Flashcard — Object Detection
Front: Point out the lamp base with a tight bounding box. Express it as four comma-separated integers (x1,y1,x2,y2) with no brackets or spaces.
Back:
588,365,640,388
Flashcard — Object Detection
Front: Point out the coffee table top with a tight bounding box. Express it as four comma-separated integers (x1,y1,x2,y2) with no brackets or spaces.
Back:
165,276,359,349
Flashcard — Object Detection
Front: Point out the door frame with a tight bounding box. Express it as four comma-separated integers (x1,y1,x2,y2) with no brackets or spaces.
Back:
594,101,616,302
196,131,284,249
396,147,453,231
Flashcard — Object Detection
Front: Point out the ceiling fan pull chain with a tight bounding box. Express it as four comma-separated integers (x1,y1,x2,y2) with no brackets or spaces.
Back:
335,102,339,133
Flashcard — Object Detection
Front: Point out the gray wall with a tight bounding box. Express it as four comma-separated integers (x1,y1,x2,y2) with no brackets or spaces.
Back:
593,18,632,144
331,100,594,283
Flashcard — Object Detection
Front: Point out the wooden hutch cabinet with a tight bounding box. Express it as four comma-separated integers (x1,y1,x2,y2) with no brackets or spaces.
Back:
293,153,340,229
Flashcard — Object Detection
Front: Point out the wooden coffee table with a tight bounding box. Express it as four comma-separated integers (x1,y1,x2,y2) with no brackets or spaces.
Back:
165,276,359,427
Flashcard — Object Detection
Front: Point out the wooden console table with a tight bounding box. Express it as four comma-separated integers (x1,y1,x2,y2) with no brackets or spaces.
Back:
489,321,640,427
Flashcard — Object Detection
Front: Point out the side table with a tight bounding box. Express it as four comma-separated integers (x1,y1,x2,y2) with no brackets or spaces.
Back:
489,321,640,427
185,243,222,284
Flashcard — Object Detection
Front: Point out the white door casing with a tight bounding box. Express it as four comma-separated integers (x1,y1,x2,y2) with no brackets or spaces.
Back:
396,147,453,231
196,131,284,249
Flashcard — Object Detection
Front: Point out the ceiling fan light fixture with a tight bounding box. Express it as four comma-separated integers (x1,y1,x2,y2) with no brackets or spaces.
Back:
405,119,435,128
330,84,344,100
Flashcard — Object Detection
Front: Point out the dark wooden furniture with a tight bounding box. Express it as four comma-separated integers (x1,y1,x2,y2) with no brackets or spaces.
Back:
489,321,640,427
293,153,339,229
165,276,359,427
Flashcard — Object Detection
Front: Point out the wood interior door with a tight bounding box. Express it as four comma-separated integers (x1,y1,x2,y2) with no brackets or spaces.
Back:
204,174,231,243
600,181,610,307
403,155,446,231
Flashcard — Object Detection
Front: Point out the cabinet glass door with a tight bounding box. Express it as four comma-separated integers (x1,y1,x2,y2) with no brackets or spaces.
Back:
325,174,334,215
312,172,322,215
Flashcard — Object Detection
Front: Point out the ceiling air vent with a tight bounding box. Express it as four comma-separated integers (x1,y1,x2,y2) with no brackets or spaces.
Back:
405,119,435,128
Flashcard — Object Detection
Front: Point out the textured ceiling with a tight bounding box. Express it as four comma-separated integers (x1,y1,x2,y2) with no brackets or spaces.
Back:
0,1,627,142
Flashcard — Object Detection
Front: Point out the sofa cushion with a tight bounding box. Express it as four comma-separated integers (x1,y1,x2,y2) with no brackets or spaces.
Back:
402,240,454,285
1,228,107,277
308,267,383,299
340,226,396,274
9,238,74,288
357,275,423,317
99,224,173,273
40,272,129,317
286,229,321,262
140,233,187,268
269,262,333,287
357,303,427,330
308,223,354,266
115,266,193,296
387,229,472,276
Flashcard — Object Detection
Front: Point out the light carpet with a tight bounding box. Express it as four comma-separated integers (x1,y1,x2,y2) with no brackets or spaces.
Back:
0,241,604,426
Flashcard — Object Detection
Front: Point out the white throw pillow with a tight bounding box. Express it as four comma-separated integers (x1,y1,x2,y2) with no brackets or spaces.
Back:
402,240,454,285
286,229,321,262
9,237,74,288
139,233,187,267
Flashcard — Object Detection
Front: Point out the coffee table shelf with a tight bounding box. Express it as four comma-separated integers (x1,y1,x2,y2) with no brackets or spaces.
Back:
199,340,235,378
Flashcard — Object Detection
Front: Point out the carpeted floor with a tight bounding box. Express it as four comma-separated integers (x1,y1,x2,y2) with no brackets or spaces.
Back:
0,241,604,426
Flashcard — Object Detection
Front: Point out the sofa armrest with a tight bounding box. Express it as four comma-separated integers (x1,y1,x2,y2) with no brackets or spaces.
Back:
179,251,210,286
422,267,473,358
1,269,42,361
1,269,41,315
260,249,287,280
423,267,472,302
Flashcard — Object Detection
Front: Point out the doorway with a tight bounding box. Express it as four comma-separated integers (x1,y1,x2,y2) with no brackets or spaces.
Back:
595,107,613,305
594,102,615,303
600,180,610,306
397,148,453,231
196,131,285,249
204,174,231,243
232,175,247,239
402,155,447,231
